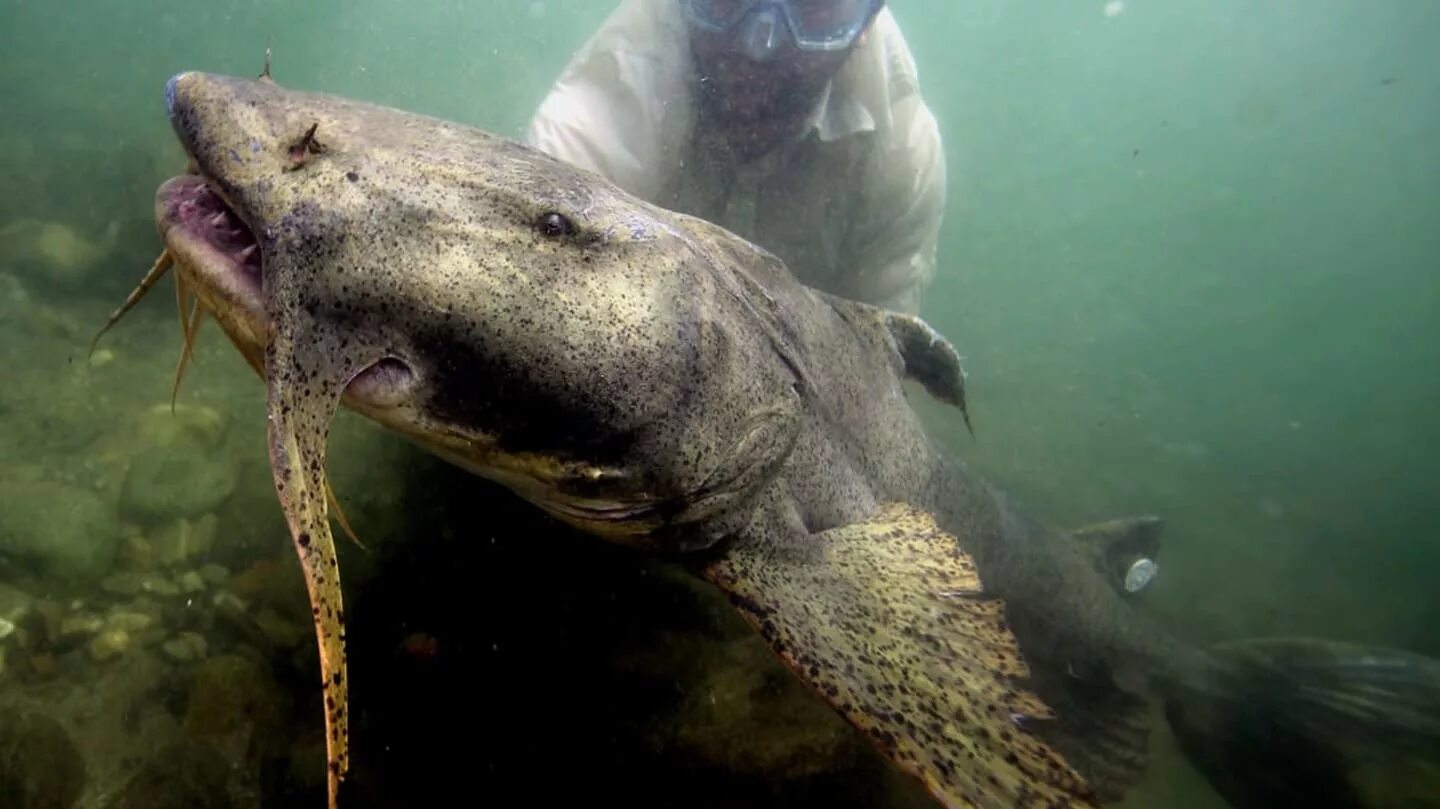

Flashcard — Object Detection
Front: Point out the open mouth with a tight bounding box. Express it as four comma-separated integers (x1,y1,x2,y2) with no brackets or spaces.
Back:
156,173,263,298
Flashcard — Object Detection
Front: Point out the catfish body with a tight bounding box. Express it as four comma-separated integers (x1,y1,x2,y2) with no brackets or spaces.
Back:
137,71,1440,809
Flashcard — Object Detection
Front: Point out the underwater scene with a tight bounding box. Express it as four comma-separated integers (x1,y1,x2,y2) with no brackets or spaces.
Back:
0,1,1436,807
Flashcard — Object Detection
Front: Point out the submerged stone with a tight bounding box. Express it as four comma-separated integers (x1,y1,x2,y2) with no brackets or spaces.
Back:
121,444,237,523
102,740,231,809
670,636,864,780
0,706,86,809
175,570,206,593
134,403,228,451
88,628,131,662
183,652,290,758
0,583,33,629
150,515,219,566
198,563,230,587
0,218,118,288
161,632,208,663
0,479,121,583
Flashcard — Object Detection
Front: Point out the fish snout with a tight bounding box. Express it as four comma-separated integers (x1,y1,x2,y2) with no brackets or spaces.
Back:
164,71,206,121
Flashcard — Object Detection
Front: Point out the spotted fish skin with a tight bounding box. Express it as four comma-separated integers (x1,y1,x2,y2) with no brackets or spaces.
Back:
155,71,1440,809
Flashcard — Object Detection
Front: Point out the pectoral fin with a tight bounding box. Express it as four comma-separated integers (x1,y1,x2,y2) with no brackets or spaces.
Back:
702,502,1097,808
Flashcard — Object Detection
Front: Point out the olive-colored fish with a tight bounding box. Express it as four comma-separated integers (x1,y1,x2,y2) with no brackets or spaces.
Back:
121,70,1440,809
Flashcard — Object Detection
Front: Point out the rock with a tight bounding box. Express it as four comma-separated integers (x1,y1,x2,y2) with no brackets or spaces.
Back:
102,740,231,809
161,632,208,663
212,591,248,615
0,479,122,583
150,515,219,566
138,575,180,598
0,582,33,627
88,629,131,662
105,610,155,634
119,534,153,568
253,606,306,650
16,303,83,341
670,636,864,780
0,217,118,288
183,652,290,758
88,348,115,369
134,403,227,451
0,706,86,809
58,613,103,639
101,572,145,597
32,599,64,646
198,563,230,587
0,271,30,307
104,571,181,598
29,653,57,678
175,570,206,594
120,443,237,523
285,737,329,794
229,556,307,617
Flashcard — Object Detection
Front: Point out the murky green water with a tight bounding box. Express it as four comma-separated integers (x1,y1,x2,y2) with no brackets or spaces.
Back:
0,1,1436,807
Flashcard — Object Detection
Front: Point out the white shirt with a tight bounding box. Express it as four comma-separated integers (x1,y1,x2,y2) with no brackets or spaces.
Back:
524,0,946,315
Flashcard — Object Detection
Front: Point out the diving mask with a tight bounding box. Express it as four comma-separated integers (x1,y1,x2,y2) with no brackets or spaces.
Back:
680,0,884,61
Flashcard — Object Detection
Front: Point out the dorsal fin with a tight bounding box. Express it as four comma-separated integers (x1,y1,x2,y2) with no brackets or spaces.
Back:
1069,516,1163,596
883,311,971,434
819,293,973,435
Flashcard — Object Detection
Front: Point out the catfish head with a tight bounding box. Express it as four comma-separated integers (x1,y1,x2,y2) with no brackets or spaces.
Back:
159,70,809,553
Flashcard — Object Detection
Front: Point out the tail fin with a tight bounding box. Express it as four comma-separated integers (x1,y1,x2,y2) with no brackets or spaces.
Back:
1164,637,1440,809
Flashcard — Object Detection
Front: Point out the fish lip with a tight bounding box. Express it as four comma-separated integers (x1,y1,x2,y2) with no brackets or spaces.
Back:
528,492,668,541
539,495,663,523
416,438,666,532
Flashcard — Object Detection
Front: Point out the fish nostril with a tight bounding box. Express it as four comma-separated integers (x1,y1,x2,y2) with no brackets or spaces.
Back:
345,357,415,407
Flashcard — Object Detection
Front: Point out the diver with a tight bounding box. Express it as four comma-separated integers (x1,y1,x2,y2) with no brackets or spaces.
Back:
525,0,947,315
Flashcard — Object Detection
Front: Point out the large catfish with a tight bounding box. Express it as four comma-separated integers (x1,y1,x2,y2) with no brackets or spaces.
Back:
102,69,1440,809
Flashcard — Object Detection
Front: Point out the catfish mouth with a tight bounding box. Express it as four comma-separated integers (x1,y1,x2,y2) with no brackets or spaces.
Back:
533,490,665,529
151,172,271,376
155,174,265,322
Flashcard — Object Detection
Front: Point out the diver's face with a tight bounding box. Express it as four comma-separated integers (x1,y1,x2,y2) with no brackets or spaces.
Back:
688,10,863,130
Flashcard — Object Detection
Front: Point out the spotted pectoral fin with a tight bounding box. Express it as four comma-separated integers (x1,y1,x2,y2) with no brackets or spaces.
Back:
702,502,1097,808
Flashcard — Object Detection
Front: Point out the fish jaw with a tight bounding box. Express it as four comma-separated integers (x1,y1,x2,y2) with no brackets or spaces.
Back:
153,174,267,375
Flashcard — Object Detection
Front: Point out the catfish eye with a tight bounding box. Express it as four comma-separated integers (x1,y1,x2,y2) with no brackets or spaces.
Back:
537,212,575,238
